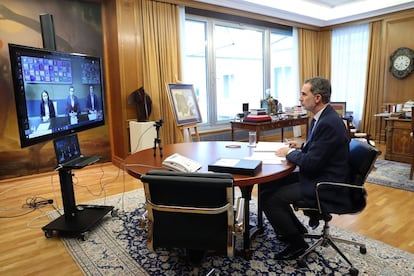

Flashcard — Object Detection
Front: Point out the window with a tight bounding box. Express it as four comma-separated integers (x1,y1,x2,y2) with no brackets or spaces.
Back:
183,15,296,129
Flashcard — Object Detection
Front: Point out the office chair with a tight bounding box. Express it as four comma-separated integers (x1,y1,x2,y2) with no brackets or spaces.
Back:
139,170,244,263
294,139,380,276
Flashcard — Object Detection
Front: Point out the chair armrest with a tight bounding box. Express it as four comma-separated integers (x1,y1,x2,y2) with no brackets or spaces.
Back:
234,197,245,235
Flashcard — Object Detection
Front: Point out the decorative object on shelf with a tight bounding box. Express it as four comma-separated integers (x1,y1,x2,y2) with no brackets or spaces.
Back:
260,92,279,115
402,99,414,118
128,87,152,122
389,47,414,79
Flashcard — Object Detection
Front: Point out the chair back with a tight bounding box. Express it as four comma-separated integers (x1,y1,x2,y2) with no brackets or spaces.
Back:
314,139,380,214
349,139,380,186
140,170,235,255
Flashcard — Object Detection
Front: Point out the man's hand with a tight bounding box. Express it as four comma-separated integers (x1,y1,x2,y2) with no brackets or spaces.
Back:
276,147,291,157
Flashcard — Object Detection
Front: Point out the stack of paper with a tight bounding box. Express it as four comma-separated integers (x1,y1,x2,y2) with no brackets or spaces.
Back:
245,142,287,164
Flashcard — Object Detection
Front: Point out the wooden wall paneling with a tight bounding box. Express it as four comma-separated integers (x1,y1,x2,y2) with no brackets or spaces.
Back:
102,0,144,166
383,12,414,104
102,0,123,166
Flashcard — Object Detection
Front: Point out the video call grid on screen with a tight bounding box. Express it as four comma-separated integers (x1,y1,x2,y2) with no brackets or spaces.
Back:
9,44,106,147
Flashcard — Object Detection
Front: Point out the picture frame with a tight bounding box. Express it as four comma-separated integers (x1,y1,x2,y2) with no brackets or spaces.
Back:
167,84,202,126
330,102,347,117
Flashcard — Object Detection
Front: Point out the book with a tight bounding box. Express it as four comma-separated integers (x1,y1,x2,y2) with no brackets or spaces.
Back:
249,108,267,115
243,114,272,122
208,158,262,176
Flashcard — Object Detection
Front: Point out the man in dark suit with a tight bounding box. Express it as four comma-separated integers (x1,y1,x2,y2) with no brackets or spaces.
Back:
260,77,351,260
65,86,80,116
86,85,100,113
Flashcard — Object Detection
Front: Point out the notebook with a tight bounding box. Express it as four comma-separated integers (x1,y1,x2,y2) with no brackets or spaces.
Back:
53,134,100,169
208,158,262,176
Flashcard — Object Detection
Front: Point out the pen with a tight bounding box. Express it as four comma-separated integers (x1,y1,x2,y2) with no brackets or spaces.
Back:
285,138,293,148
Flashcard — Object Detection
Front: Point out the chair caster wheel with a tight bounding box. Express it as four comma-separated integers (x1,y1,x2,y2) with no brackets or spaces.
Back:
349,267,359,276
297,258,306,268
79,232,89,241
111,209,118,217
44,230,53,238
360,246,367,254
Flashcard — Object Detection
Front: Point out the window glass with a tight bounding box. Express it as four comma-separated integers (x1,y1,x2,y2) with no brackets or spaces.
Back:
270,33,297,109
184,16,295,128
184,20,207,123
215,25,263,121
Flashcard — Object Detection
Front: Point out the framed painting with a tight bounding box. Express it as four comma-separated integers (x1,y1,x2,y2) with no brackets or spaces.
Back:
330,102,347,117
167,84,202,126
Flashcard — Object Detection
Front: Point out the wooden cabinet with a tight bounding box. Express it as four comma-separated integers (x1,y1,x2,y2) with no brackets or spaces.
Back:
385,118,413,163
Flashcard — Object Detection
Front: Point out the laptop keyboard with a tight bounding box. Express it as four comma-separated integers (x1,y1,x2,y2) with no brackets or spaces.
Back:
63,155,100,168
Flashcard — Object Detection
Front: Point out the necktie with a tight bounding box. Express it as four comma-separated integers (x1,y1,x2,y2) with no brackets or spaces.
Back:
308,118,316,141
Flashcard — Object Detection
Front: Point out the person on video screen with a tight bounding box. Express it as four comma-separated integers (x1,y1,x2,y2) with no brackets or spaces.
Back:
65,86,80,116
86,85,100,113
40,90,56,122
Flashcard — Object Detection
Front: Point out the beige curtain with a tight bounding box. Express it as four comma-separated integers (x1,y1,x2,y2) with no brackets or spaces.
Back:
298,28,331,86
139,0,183,145
361,21,382,138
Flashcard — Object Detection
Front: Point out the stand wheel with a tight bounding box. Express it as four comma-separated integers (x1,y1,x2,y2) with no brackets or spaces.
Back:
359,246,367,254
111,209,118,217
44,230,53,239
349,267,359,276
79,232,89,241
297,258,306,268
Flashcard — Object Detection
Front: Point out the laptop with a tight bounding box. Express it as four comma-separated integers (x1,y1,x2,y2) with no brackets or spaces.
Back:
53,134,100,169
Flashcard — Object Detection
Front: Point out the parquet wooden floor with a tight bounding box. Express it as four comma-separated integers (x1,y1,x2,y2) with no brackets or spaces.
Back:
0,143,412,275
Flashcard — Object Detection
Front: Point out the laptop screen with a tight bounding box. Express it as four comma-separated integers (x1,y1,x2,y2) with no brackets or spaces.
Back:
53,134,81,164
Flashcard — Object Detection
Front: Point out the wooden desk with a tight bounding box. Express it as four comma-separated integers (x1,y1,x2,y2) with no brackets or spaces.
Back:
374,113,390,143
124,141,295,256
231,117,309,142
385,118,413,163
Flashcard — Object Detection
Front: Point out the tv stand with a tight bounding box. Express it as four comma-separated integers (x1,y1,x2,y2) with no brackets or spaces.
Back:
42,166,114,240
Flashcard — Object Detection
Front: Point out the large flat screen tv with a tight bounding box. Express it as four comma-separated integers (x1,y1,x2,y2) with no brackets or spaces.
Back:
8,43,105,148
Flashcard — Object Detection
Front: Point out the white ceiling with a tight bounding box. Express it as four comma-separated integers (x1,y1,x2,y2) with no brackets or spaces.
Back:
195,0,414,26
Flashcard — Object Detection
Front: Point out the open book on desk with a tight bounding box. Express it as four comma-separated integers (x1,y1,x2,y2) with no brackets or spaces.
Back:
245,142,287,165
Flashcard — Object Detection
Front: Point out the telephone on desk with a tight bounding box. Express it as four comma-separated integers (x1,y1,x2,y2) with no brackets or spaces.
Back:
162,153,202,172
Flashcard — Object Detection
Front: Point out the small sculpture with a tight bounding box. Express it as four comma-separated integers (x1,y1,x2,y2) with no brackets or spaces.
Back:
261,92,279,115
129,87,152,122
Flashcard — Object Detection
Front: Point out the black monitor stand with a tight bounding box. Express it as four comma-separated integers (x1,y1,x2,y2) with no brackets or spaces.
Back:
42,166,114,240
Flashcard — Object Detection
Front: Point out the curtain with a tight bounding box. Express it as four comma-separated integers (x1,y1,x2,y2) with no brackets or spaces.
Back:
363,21,383,138
139,0,183,144
298,29,331,86
317,30,331,80
331,24,369,130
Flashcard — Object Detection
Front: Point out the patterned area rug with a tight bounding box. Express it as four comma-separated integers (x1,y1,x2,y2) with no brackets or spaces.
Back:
49,189,414,275
367,159,414,192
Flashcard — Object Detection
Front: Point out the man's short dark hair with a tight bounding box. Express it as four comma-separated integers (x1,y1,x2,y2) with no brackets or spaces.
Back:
304,77,331,103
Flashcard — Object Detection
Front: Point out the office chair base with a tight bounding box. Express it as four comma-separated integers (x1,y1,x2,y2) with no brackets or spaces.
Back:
297,229,366,276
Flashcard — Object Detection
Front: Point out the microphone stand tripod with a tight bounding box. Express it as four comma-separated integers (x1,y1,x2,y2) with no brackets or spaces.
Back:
153,120,163,157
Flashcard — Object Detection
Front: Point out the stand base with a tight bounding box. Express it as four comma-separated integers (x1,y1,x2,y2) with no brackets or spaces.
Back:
42,204,114,239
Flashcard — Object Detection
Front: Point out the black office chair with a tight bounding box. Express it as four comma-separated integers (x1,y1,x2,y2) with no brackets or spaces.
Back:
294,139,381,276
139,170,244,263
